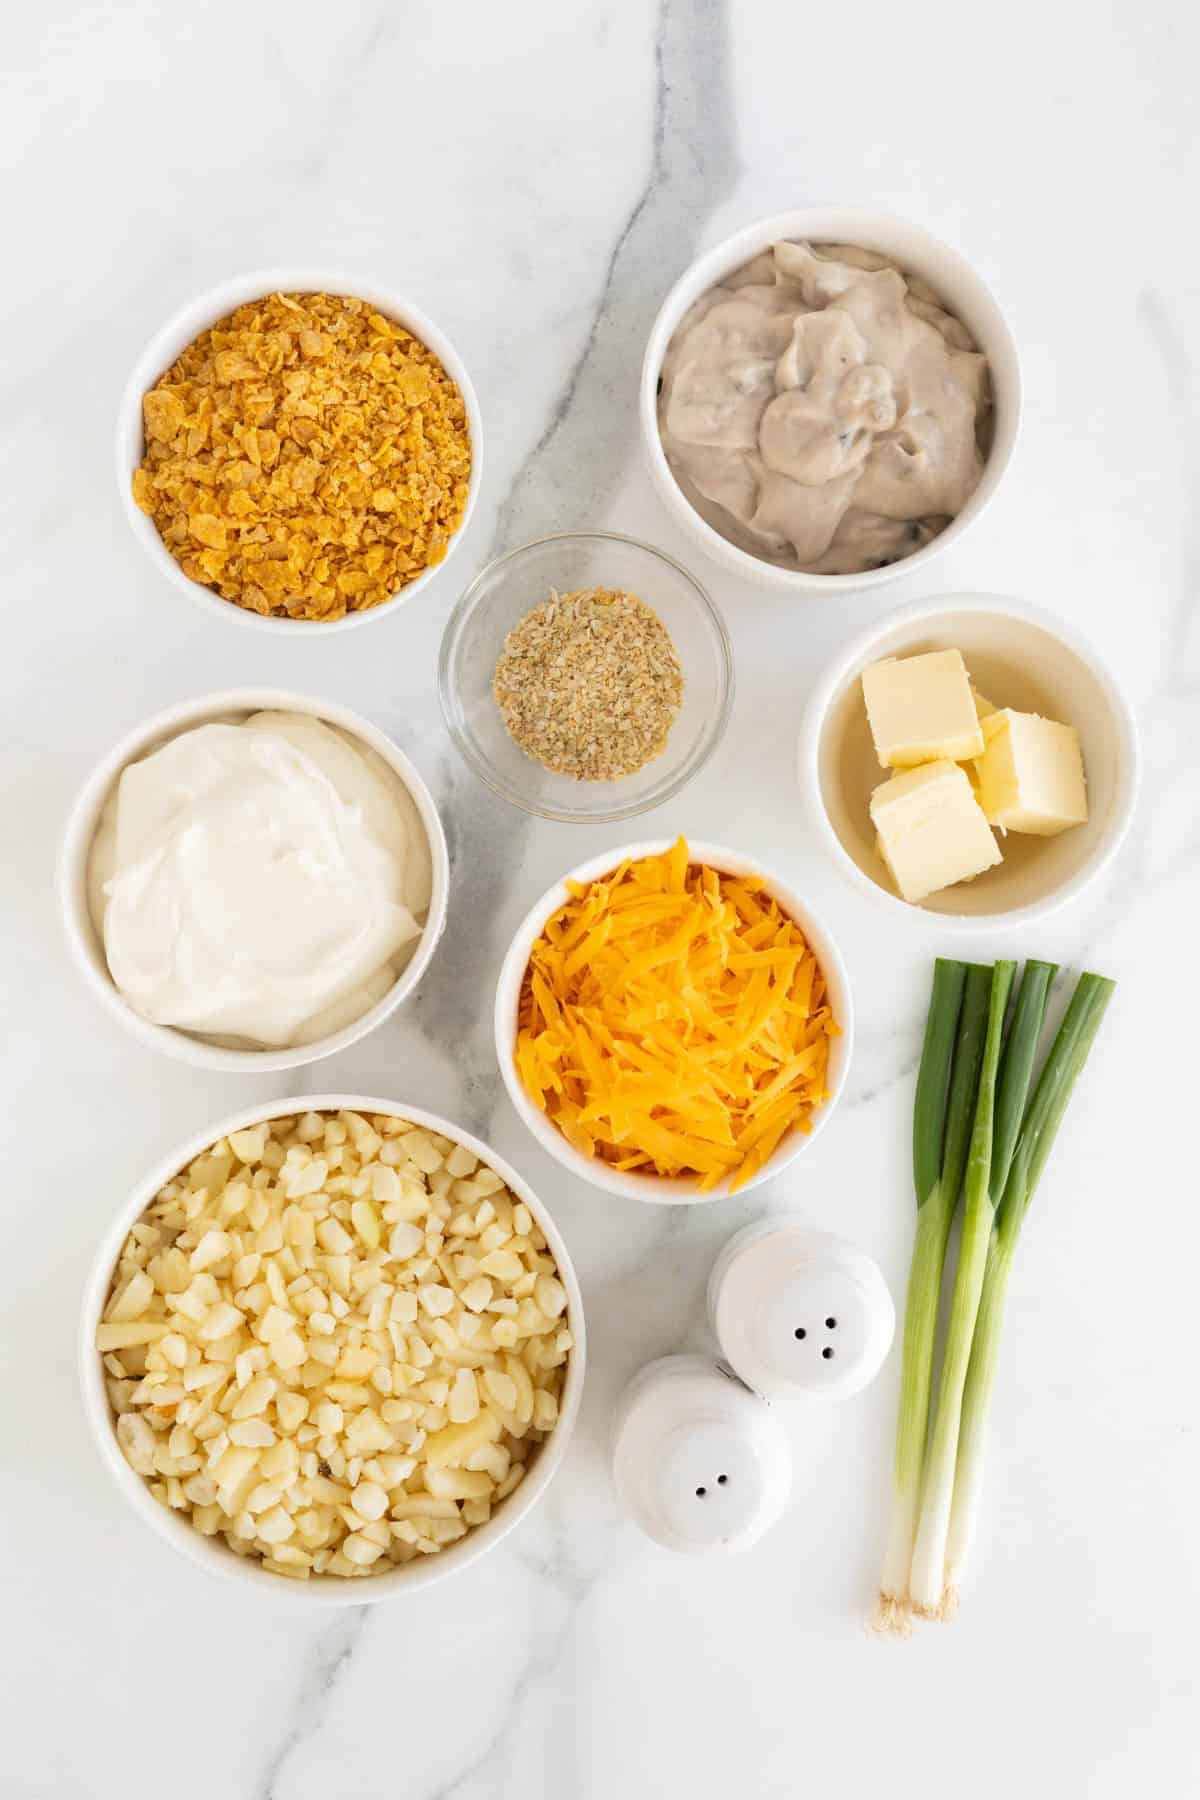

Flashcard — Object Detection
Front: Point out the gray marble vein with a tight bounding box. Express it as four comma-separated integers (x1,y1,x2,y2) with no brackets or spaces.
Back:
493,0,739,548
254,1611,371,1800
419,0,739,1138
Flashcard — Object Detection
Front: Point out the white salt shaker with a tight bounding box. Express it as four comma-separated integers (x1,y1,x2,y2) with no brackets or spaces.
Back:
708,1219,895,1401
611,1355,791,1555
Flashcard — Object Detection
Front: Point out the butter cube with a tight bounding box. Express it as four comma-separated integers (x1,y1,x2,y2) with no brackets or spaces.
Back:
861,650,985,769
973,710,1088,836
869,760,1002,903
970,686,998,720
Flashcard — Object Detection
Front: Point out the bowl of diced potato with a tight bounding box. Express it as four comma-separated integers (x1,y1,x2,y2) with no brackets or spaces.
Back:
798,592,1140,928
81,1097,584,1602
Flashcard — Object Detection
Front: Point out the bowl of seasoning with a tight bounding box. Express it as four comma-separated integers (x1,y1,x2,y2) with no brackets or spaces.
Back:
438,531,733,823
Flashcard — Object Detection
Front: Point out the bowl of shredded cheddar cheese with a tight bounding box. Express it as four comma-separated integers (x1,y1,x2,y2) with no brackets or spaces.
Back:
495,838,852,1203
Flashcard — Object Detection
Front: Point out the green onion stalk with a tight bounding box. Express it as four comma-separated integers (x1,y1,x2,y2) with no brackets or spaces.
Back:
941,973,1115,1612
878,960,988,1629
908,959,1014,1615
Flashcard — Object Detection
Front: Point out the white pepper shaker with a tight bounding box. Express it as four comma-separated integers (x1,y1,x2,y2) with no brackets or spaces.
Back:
611,1355,791,1555
708,1219,895,1401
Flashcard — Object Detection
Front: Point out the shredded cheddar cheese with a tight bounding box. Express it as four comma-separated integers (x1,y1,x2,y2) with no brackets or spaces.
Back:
515,839,836,1191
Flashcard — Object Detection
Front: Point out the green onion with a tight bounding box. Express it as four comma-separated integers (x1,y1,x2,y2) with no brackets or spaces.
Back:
878,959,986,1625
942,973,1116,1607
991,960,1058,1207
908,959,1014,1615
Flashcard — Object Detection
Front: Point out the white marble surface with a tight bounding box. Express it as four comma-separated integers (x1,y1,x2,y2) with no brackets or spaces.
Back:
3,1,1197,1794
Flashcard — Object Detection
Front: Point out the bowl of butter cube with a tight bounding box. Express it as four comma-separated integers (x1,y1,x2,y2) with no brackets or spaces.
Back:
798,593,1140,929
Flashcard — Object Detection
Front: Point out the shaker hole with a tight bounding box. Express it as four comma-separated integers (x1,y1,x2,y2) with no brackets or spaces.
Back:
695,1486,707,1498
822,1347,834,1360
826,1317,837,1329
794,1327,806,1340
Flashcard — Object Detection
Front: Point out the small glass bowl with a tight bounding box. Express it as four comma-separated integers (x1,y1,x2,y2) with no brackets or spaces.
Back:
438,531,734,823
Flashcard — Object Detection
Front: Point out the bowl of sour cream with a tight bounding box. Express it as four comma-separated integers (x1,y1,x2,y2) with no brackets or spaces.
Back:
58,689,449,1070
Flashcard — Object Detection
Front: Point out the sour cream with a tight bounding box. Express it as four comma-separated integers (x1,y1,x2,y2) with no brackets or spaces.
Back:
87,711,432,1048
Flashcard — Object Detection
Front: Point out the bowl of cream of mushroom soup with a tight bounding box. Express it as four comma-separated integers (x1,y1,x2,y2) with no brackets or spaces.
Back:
59,690,449,1070
641,209,1021,592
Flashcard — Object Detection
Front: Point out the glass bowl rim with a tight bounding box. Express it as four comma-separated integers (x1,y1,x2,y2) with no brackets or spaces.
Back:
437,529,735,824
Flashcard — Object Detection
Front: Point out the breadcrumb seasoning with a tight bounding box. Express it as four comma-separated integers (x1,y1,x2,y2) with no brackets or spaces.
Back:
492,587,684,781
132,292,472,621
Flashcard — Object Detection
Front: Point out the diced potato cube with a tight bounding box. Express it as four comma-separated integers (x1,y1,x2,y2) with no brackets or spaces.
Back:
96,1321,169,1351
257,1505,295,1546
335,1345,377,1380
403,1132,443,1175
534,1275,567,1320
189,1229,231,1272
423,1412,502,1469
350,1200,381,1250
276,1391,309,1434
424,1466,493,1500
270,1333,307,1371
345,1409,392,1454
229,1126,268,1164
342,1532,384,1566
479,1247,523,1282
105,1269,154,1323
503,1354,534,1426
448,1369,479,1424
197,1301,245,1343
350,1480,388,1522
229,1419,276,1449
231,1375,276,1419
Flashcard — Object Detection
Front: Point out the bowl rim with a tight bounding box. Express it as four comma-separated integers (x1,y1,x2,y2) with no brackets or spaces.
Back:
639,205,1023,594
438,529,736,823
116,266,484,636
57,687,451,1070
79,1093,586,1606
796,590,1142,931
494,837,853,1203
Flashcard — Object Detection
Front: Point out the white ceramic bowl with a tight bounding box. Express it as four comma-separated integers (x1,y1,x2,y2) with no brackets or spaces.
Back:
495,840,853,1203
798,593,1140,929
117,268,483,635
58,688,450,1070
640,208,1021,594
80,1096,585,1605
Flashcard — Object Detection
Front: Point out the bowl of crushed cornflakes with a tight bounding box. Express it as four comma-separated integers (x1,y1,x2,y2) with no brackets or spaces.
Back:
117,269,483,633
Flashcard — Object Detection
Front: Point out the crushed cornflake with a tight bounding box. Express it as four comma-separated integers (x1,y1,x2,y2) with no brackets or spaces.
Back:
132,293,472,621
516,838,837,1191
